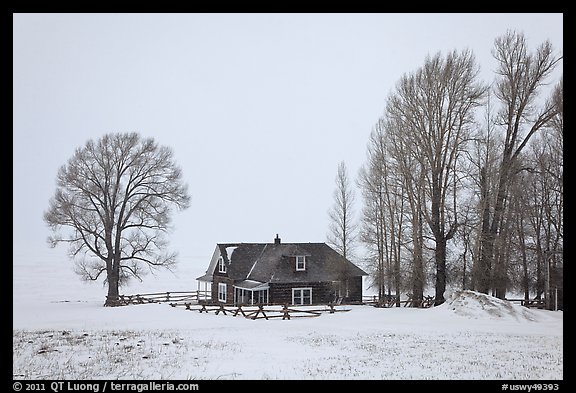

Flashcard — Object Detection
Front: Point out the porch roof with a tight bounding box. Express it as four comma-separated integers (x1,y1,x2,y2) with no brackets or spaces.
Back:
196,273,213,282
234,279,269,291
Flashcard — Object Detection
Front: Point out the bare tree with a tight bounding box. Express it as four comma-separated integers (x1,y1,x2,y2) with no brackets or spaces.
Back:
386,50,487,305
470,92,501,294
358,124,389,300
520,128,563,307
391,132,428,306
358,118,412,305
44,132,191,306
327,161,357,261
382,117,420,306
477,30,562,299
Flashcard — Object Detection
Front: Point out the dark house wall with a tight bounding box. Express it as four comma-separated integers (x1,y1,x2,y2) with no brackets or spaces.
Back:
210,276,363,305
267,278,363,305
212,275,234,305
345,276,363,303
270,282,338,305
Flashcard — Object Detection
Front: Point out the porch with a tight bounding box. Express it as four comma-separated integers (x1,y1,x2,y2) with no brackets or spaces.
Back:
233,280,269,305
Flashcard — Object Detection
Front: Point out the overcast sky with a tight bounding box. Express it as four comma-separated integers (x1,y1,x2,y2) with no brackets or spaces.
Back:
13,13,563,277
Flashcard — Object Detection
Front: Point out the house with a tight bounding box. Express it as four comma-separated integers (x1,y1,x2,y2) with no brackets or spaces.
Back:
196,235,368,305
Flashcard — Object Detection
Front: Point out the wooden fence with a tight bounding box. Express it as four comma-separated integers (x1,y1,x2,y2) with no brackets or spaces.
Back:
117,291,349,319
362,294,435,308
118,291,436,309
117,291,210,305
168,302,350,320
506,298,546,309
118,291,547,315
363,295,546,309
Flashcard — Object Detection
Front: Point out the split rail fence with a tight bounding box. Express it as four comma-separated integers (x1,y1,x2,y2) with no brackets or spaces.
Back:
116,290,447,320
117,291,210,305
115,290,350,320
169,302,350,320
117,291,547,310
362,294,436,308
506,298,546,309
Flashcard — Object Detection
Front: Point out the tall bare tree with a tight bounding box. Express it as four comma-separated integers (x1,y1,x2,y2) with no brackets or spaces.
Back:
477,31,562,299
389,124,428,305
386,50,487,305
44,132,191,306
328,161,357,262
469,92,501,295
358,123,389,299
520,127,563,307
359,118,412,305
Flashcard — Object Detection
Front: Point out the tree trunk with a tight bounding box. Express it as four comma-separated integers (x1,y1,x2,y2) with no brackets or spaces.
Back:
494,199,515,299
431,177,447,306
461,232,469,290
490,170,510,299
394,253,401,307
521,249,529,302
493,239,507,300
476,167,492,294
410,207,424,306
104,255,121,306
434,237,447,305
517,215,530,301
105,273,120,306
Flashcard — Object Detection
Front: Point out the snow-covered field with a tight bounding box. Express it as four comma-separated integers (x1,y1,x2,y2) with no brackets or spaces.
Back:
13,258,563,380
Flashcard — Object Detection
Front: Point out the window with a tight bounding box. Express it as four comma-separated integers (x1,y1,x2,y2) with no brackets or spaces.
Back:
292,288,312,305
218,256,226,273
218,283,227,303
295,256,306,271
256,289,268,305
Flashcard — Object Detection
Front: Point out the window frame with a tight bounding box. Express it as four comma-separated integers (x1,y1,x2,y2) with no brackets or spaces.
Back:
295,255,306,271
218,282,227,303
218,256,227,273
292,287,312,305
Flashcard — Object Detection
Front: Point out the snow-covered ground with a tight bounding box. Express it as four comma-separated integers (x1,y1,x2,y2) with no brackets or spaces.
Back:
13,258,563,380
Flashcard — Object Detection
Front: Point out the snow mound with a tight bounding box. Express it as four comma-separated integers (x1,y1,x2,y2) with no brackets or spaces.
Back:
438,290,539,322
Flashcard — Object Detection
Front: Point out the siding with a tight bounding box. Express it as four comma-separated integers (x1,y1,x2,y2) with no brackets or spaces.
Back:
212,276,234,304
269,278,363,305
269,282,336,305
345,276,363,303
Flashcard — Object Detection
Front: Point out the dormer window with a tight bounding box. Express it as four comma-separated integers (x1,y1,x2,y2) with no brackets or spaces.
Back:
296,256,306,271
218,256,227,273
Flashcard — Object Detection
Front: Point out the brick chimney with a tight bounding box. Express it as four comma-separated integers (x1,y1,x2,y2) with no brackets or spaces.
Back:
274,234,281,245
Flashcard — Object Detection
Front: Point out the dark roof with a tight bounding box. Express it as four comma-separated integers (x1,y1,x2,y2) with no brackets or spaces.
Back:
221,242,367,284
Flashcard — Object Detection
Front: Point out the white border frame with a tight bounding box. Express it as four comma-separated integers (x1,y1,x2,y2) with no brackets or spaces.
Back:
292,287,312,305
295,256,306,271
218,256,226,273
218,282,227,303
